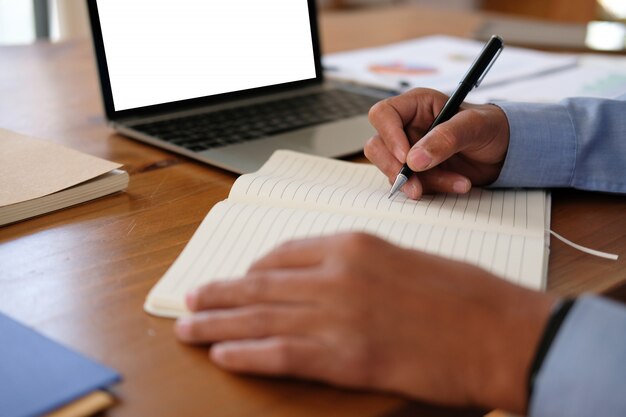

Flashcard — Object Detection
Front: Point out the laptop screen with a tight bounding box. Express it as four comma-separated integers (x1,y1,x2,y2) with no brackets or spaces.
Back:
94,0,318,112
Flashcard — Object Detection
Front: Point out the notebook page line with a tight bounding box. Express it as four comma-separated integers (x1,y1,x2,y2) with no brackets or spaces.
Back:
242,150,296,196
229,151,545,237
293,162,343,202
240,182,543,238
177,203,544,283
146,202,547,316
169,202,248,295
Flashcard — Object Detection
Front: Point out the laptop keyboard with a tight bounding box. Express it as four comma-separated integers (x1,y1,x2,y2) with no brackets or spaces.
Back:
132,89,380,152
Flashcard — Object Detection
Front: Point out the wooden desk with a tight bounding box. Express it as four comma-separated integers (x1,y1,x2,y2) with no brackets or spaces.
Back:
1,5,624,417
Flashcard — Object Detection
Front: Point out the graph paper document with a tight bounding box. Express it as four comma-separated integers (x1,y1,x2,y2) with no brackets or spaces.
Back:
145,151,550,318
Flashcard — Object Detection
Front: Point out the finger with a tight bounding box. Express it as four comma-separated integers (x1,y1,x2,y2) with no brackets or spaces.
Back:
364,135,423,199
368,98,412,162
248,237,329,272
416,167,472,195
406,109,482,172
210,336,326,380
364,134,401,175
369,89,451,161
175,304,314,344
187,269,323,311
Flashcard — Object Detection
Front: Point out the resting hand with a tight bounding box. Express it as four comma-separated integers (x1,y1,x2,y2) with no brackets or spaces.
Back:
175,233,554,414
365,88,510,199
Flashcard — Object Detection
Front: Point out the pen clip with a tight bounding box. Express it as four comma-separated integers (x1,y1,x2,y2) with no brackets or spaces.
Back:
475,45,503,88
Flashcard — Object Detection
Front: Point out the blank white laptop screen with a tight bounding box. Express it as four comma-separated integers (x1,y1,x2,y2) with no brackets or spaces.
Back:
96,0,317,111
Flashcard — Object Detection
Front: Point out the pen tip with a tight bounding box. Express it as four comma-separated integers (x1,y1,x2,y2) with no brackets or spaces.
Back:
388,174,407,201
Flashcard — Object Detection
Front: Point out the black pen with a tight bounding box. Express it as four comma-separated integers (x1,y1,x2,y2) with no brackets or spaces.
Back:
388,35,504,199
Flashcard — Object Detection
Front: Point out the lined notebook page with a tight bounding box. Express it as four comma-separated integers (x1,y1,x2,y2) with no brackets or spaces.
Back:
231,151,546,237
146,201,546,317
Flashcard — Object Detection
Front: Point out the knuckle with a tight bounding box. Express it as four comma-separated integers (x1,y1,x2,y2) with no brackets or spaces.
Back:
363,136,377,159
245,272,270,299
326,333,377,386
330,232,377,266
363,136,388,166
461,108,484,127
413,87,432,95
247,256,266,271
272,338,295,371
274,239,299,254
367,100,383,122
368,97,392,122
247,306,271,337
348,344,377,385
431,123,459,151
339,232,379,253
326,232,380,285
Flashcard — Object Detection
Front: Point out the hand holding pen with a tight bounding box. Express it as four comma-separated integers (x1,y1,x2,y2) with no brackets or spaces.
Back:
364,36,509,200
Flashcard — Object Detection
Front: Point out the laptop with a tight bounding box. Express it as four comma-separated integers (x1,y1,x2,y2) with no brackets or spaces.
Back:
87,0,388,173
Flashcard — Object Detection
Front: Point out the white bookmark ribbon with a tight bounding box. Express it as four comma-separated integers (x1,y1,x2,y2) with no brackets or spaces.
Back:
550,230,619,261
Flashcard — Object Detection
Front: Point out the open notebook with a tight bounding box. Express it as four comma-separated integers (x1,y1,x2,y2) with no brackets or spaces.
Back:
146,151,550,318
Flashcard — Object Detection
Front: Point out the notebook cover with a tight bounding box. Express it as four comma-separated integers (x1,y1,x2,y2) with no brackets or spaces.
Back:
0,312,121,417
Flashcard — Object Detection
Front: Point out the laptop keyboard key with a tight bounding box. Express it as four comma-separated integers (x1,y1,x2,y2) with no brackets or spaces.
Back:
132,89,379,152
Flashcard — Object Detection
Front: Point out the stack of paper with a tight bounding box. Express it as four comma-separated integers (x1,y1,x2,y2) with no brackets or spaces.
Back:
323,35,577,94
467,54,626,103
0,129,129,226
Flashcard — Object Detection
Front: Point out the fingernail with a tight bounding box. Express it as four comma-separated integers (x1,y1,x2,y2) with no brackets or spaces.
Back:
408,147,432,171
412,182,423,199
402,181,421,199
453,179,470,193
210,345,227,364
176,317,193,339
186,289,198,310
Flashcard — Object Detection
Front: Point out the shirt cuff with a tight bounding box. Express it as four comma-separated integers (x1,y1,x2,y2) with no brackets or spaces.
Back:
490,102,577,189
529,295,626,417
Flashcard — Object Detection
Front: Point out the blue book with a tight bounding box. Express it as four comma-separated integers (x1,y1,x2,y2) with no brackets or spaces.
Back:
0,312,121,417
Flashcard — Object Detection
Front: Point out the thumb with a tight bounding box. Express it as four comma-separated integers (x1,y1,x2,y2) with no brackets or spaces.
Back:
406,110,477,172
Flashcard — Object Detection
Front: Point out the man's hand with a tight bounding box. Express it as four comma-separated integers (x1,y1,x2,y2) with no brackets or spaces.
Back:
365,88,510,199
175,233,554,414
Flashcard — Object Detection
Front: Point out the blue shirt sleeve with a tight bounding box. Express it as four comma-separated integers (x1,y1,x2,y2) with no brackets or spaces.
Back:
491,95,626,194
529,296,626,417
